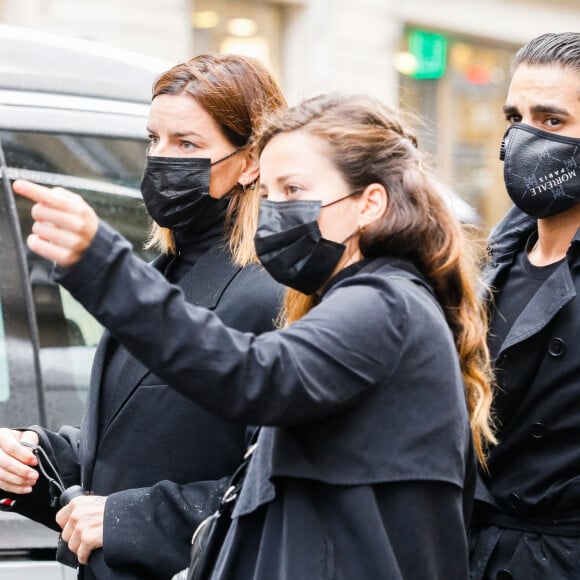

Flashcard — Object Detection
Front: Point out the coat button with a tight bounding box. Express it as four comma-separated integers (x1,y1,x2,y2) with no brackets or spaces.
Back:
530,422,546,439
508,492,521,511
496,570,514,580
548,337,565,357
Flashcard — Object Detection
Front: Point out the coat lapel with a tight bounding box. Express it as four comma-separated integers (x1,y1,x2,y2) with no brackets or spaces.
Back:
80,329,115,487
90,243,242,459
498,259,576,355
486,211,580,357
82,254,171,485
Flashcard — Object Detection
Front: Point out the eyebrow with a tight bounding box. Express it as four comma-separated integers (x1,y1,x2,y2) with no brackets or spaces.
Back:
502,104,571,116
145,126,204,139
275,173,308,182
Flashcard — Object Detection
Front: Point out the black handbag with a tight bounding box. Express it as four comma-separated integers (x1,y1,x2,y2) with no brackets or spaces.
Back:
172,430,259,580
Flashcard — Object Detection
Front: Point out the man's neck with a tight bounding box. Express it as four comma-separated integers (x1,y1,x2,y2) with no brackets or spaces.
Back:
529,204,580,266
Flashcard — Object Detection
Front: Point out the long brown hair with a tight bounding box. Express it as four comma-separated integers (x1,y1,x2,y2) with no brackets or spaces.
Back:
254,94,496,466
147,53,287,265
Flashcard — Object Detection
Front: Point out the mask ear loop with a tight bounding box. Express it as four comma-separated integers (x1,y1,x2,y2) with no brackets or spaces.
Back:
21,442,66,506
211,147,244,167
321,189,363,209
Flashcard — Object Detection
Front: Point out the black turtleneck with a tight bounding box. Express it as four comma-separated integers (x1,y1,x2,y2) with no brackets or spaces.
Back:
164,208,228,283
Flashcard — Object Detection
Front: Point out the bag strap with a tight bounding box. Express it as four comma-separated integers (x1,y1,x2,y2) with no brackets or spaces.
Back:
217,427,260,516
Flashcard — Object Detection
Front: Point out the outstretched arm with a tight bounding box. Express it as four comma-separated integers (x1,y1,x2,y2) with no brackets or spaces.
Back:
14,179,398,426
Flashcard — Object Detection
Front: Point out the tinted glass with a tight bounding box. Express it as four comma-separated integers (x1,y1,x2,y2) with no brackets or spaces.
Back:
2,131,147,187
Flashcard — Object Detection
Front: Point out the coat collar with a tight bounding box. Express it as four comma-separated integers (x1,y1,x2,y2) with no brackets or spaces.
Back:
320,255,433,300
485,206,536,280
486,205,580,274
485,205,580,357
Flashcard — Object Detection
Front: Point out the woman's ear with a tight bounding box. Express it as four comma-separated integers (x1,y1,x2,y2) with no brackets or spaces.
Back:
359,183,388,228
238,147,260,187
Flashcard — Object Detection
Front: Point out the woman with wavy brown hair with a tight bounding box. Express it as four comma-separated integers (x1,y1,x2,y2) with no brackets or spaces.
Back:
265,94,495,468
14,93,494,579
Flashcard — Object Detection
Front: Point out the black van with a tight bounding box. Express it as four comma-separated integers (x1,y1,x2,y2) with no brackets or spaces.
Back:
0,24,168,578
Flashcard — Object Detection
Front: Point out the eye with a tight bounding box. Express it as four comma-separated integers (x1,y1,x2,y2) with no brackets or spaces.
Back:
504,113,521,125
284,184,303,197
146,135,159,154
180,140,197,151
545,117,563,128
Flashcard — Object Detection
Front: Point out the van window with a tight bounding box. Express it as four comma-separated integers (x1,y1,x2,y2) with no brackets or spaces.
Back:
2,129,155,429
2,130,147,187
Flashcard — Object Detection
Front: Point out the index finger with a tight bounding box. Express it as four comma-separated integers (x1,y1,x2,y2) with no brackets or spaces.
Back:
12,179,76,208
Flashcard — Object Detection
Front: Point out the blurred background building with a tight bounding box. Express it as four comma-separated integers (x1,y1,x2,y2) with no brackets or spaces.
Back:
2,0,580,229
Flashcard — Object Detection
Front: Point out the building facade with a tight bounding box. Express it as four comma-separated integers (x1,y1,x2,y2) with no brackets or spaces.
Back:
2,0,580,227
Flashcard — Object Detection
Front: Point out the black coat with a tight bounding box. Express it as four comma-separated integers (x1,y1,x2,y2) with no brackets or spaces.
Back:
470,205,580,579
54,221,476,580
10,241,282,579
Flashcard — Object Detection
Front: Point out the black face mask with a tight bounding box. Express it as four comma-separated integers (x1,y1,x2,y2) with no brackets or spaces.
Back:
254,194,357,295
140,150,239,230
500,123,580,218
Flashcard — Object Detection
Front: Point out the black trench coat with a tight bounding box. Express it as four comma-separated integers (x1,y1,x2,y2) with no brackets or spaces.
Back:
54,221,476,580
470,205,580,579
6,241,282,579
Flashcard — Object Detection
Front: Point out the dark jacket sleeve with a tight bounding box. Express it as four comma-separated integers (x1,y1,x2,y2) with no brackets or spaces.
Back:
54,222,403,426
8,425,81,530
103,476,230,576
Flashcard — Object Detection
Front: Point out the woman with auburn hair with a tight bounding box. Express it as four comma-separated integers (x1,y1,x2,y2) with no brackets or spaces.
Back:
0,53,285,580
13,93,494,579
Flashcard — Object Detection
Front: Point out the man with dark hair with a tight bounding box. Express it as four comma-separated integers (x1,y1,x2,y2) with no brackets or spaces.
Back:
469,32,580,579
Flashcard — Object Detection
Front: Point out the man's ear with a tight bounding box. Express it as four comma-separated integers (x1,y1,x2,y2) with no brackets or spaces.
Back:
238,147,260,187
359,183,388,228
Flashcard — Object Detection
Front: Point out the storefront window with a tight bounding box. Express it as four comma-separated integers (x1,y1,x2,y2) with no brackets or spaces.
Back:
192,0,283,81
397,29,517,229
